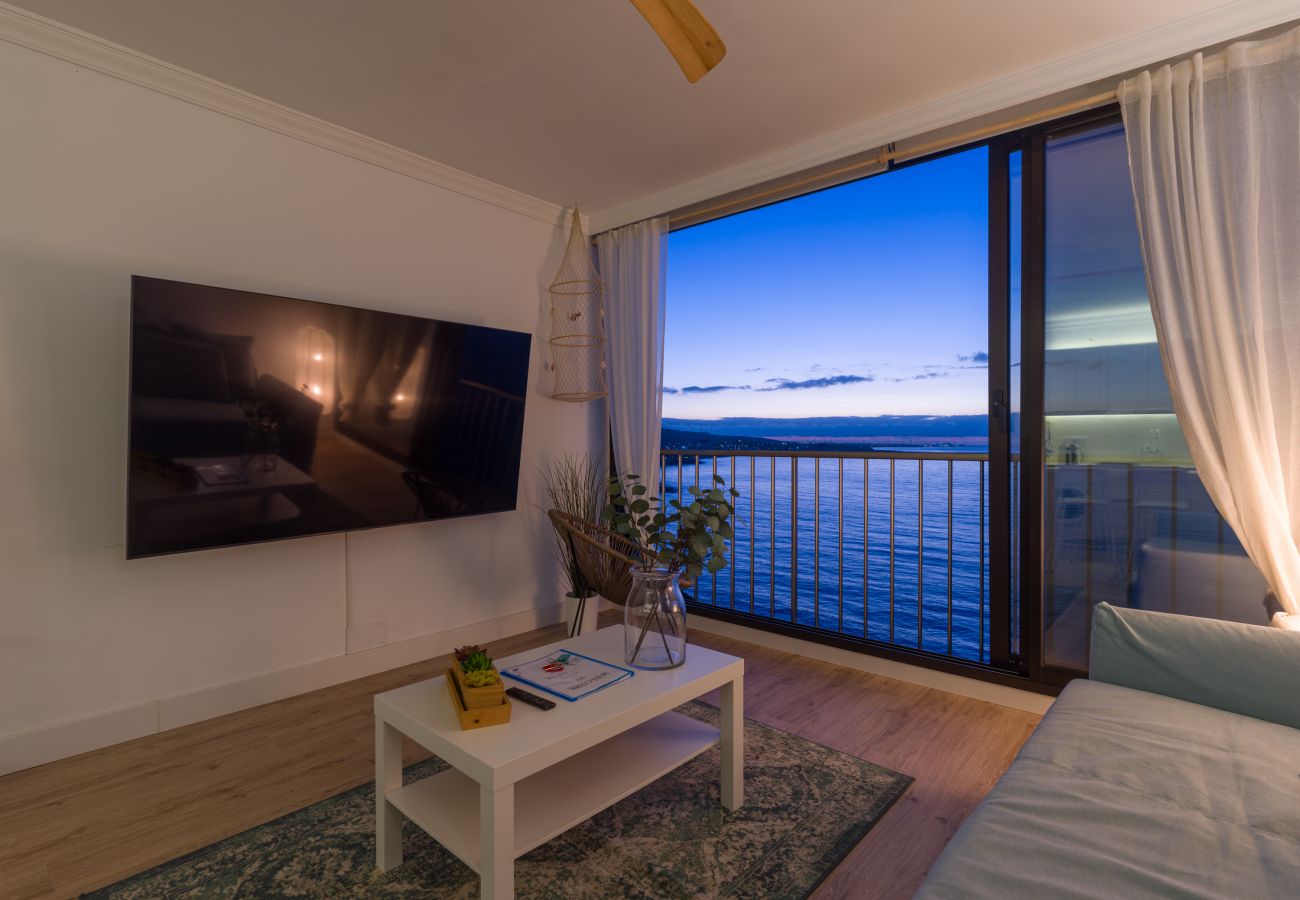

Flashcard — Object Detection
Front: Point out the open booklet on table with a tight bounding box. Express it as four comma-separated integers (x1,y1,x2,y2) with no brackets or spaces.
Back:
500,649,635,701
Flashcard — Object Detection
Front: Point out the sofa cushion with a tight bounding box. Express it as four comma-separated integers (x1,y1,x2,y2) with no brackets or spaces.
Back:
1091,602,1300,729
916,679,1300,899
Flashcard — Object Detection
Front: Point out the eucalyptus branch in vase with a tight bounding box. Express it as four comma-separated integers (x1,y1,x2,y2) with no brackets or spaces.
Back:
603,471,739,582
603,470,740,666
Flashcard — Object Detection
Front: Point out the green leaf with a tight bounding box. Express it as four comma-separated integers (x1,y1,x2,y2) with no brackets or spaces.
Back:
630,499,650,514
631,484,647,495
706,555,726,573
713,474,725,484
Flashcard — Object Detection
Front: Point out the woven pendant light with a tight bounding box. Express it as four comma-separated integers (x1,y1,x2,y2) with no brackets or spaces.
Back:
548,208,607,402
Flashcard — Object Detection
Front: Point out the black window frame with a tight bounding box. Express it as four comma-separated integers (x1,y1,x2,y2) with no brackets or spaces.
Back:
673,104,1128,695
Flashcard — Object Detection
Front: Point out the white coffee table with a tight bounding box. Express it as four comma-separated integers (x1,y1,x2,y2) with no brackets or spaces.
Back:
374,625,744,899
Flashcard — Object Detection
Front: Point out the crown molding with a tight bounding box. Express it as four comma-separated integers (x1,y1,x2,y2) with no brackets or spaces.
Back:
0,1,569,228
589,0,1300,233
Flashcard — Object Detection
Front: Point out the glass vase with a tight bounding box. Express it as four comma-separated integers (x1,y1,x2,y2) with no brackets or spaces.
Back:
624,566,687,669
241,422,279,472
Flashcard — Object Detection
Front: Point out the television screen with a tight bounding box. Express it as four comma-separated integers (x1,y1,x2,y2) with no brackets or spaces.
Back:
127,276,531,558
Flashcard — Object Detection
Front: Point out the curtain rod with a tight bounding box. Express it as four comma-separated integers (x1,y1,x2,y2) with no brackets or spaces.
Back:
669,88,1119,229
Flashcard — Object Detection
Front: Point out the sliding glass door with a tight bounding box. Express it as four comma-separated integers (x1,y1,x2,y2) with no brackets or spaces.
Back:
1030,113,1269,678
661,106,1269,688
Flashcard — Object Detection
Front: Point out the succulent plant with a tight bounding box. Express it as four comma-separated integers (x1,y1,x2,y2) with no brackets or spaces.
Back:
454,645,499,687
462,669,500,688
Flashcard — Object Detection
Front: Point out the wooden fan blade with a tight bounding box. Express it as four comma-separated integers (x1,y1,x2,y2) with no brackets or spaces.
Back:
628,0,727,83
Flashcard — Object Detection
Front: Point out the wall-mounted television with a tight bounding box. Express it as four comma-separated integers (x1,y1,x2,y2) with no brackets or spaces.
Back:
127,276,531,558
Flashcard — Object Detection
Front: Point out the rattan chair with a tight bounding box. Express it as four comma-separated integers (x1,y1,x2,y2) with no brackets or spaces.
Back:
547,509,658,614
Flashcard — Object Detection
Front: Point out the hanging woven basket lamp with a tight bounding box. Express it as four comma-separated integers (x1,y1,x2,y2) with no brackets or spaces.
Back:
548,208,607,402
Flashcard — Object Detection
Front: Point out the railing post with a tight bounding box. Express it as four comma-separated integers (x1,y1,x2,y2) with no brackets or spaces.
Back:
790,456,798,624
770,455,776,617
749,455,755,615
889,458,896,645
814,456,820,626
838,457,844,634
1170,466,1179,613
728,454,735,609
947,459,954,657
918,459,924,650
864,457,869,639
711,455,718,605
979,459,986,663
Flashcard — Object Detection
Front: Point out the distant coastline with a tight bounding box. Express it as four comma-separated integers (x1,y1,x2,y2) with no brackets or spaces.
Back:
662,415,995,457
661,427,882,455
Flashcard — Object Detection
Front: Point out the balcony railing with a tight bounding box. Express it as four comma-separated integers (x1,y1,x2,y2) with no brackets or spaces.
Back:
660,447,1265,672
660,448,996,665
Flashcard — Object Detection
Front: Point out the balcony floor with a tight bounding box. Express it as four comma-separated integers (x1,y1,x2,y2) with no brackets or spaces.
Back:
0,611,1041,900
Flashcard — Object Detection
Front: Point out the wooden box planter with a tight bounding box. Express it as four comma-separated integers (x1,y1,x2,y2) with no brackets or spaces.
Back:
445,670,511,730
450,663,506,710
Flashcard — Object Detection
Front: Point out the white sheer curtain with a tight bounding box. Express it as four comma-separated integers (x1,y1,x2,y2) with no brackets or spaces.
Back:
597,216,670,501
1120,26,1300,630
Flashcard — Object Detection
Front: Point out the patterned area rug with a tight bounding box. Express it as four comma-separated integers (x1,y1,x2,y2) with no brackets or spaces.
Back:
85,702,911,899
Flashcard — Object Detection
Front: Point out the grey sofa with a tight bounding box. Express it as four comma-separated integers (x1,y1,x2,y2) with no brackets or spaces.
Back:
917,603,1300,899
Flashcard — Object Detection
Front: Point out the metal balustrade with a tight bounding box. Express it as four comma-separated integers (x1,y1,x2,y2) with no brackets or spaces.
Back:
659,448,995,664
657,447,1257,671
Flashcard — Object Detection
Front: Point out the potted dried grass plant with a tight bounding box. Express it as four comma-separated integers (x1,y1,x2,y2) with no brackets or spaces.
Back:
541,453,605,634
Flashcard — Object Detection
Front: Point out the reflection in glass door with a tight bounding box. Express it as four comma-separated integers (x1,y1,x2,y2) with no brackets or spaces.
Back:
1039,116,1270,672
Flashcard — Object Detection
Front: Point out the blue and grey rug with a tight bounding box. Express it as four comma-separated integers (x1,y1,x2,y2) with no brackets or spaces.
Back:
85,702,911,899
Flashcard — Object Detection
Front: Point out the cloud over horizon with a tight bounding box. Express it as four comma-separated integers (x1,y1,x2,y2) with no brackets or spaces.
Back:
663,373,872,395
662,384,751,395
760,374,873,391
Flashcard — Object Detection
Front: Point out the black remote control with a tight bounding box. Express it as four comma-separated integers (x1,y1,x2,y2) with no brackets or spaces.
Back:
506,687,556,710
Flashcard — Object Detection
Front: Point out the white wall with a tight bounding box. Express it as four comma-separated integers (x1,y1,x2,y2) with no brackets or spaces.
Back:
0,39,602,772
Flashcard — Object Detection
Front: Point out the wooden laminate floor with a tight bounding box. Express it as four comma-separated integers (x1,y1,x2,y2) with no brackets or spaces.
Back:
0,616,1041,899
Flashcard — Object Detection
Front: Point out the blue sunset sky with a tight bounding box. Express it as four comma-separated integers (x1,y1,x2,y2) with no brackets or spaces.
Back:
665,146,989,420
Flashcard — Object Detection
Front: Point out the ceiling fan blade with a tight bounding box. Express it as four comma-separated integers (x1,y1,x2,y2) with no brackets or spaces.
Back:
628,0,727,83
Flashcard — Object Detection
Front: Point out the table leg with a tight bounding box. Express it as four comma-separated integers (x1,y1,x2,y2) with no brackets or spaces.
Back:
375,718,404,871
480,783,515,899
721,674,744,810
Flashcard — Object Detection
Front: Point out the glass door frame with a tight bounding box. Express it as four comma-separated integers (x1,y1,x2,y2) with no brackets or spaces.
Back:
987,135,1023,676
663,105,1134,694
1013,105,1128,687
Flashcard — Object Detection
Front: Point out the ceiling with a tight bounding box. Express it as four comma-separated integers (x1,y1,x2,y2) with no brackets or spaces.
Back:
5,1,1252,216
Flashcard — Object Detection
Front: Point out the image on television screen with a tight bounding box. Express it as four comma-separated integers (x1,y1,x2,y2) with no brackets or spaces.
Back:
127,276,531,558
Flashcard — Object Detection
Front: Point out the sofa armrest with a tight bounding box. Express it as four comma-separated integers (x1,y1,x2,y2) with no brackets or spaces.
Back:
1090,602,1300,729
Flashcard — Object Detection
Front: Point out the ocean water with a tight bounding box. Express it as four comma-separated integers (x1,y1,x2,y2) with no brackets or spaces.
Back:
662,453,993,663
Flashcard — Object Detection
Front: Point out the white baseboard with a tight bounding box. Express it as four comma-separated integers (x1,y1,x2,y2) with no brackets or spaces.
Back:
0,700,160,776
688,615,1055,715
0,603,565,776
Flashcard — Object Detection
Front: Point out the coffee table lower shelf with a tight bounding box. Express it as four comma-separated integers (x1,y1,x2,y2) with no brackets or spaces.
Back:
384,710,719,873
